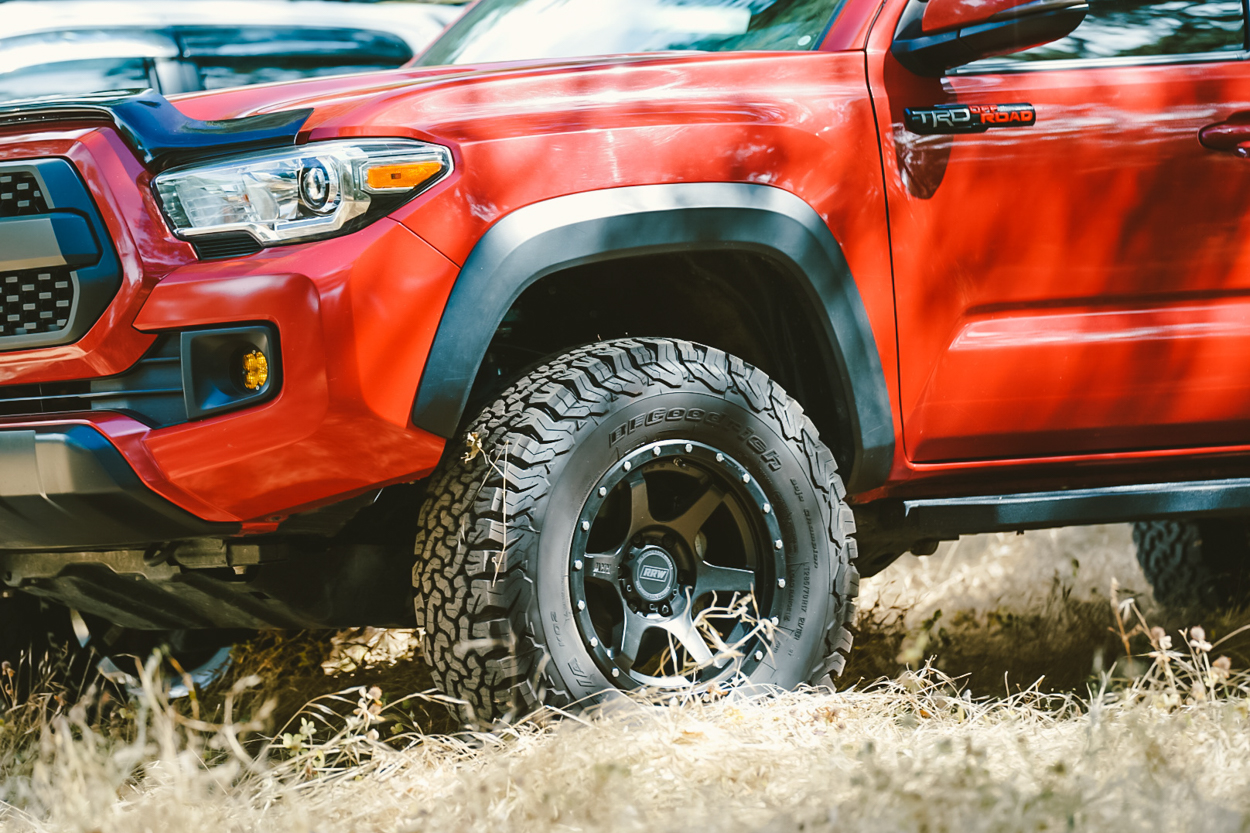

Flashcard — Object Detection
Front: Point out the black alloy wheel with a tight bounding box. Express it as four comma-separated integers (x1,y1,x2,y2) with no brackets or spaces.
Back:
571,440,782,688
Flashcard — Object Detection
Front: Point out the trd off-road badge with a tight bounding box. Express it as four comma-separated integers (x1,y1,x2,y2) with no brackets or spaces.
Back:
904,103,1036,135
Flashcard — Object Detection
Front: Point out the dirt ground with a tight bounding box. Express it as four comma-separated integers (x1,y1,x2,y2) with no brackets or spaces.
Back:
4,524,1250,832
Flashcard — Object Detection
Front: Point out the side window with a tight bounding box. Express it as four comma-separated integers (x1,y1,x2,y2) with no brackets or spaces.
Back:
176,27,413,91
0,58,153,104
970,0,1245,67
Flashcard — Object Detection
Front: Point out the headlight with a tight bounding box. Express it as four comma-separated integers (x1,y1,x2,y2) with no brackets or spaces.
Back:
153,139,452,248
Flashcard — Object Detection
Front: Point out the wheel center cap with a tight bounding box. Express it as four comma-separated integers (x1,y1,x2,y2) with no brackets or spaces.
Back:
632,547,677,602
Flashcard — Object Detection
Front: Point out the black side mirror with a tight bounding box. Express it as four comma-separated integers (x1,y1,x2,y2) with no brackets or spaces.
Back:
892,0,1088,77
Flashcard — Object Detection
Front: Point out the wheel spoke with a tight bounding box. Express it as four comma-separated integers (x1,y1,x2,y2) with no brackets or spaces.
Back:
668,482,725,548
693,563,756,599
616,608,653,672
658,612,715,671
625,470,656,539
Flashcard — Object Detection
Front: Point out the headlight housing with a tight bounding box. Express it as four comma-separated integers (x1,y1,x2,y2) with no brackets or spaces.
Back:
153,139,452,249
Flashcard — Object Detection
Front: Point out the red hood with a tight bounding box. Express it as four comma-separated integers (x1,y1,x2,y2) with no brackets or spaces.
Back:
168,51,822,146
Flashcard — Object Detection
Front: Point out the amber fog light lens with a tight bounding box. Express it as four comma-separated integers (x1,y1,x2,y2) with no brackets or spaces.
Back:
241,349,269,391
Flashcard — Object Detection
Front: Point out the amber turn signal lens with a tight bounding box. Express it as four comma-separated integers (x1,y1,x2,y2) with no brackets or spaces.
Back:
242,349,269,391
365,161,444,191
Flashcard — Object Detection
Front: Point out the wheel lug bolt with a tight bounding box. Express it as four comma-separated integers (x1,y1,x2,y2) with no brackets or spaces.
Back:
763,503,771,514
612,668,620,678
626,584,634,593
632,535,643,547
573,559,583,571
716,453,724,463
778,578,786,588
661,604,671,616
577,600,586,611
653,446,662,457
774,539,783,550
623,461,632,471
684,443,693,453
742,473,751,484
754,651,764,661
581,520,591,531
590,637,599,647
599,487,608,497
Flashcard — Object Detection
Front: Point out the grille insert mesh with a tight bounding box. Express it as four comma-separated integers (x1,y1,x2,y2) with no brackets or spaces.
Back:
0,269,73,337
0,171,48,217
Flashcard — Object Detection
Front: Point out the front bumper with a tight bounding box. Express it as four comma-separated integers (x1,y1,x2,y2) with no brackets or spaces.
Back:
0,127,460,534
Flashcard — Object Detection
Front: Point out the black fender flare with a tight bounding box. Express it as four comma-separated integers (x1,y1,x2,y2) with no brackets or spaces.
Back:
411,182,895,494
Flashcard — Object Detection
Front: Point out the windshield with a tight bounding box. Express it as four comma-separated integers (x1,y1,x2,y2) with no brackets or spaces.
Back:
416,0,845,66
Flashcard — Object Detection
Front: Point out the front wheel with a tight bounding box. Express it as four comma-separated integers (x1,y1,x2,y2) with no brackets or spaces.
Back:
414,339,858,723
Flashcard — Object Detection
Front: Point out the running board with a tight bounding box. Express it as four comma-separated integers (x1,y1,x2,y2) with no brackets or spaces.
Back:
900,478,1250,536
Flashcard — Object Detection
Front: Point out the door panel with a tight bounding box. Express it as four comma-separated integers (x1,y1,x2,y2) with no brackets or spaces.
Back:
873,4,1250,463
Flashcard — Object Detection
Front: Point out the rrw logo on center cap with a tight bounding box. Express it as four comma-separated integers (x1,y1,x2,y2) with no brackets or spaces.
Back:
641,566,670,581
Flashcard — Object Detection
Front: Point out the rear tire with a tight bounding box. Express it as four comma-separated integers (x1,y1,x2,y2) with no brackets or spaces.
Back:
1132,520,1250,609
413,338,858,723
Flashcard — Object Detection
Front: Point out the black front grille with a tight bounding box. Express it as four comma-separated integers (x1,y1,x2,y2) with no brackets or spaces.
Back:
0,268,74,337
0,171,48,217
0,335,187,427
0,159,121,352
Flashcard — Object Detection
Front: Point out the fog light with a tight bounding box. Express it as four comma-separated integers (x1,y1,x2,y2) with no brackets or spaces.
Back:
181,325,280,419
241,349,269,391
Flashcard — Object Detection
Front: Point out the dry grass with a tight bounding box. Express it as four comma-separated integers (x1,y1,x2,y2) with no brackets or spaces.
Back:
5,524,1250,832
846,524,1147,691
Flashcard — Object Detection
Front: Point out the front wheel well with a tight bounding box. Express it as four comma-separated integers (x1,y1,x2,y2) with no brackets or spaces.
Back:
463,249,857,475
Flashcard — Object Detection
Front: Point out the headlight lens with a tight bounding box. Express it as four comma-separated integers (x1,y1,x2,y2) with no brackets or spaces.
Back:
153,139,452,247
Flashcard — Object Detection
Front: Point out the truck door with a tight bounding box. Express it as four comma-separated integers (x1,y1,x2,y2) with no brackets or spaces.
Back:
870,0,1250,463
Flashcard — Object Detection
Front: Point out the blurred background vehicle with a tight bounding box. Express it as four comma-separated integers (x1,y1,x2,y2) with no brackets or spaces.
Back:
0,0,466,103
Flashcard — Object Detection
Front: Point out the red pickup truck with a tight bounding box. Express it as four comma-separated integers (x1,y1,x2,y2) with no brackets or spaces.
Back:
3,0,1249,720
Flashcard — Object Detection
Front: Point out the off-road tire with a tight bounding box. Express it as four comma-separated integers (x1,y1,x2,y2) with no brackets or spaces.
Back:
413,338,858,723
1133,520,1250,609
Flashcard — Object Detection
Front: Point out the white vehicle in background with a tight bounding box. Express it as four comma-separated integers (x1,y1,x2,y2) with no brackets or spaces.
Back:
0,0,465,102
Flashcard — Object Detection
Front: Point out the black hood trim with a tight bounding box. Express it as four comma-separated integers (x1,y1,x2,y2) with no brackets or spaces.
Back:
0,89,312,169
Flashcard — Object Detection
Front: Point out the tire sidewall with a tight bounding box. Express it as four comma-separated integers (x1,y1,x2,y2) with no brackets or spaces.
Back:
527,384,837,702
